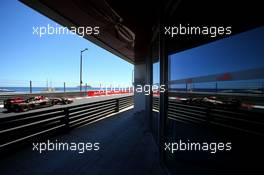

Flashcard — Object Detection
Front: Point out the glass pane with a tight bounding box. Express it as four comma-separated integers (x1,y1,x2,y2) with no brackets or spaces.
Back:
166,27,264,173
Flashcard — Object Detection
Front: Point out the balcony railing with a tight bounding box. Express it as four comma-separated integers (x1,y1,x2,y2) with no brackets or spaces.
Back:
0,95,133,151
153,97,264,136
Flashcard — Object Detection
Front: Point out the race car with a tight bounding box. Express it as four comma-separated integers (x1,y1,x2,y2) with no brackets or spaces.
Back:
50,97,73,105
4,96,74,112
25,96,53,110
4,97,28,112
191,96,224,105
4,96,53,112
189,96,241,109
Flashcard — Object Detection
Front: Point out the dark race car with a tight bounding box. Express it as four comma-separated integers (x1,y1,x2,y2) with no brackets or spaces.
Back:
25,96,53,110
50,97,74,105
189,96,241,109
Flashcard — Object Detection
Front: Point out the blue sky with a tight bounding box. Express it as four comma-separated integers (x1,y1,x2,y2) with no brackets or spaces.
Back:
0,0,133,87
153,27,264,86
1,1,263,88
169,26,264,80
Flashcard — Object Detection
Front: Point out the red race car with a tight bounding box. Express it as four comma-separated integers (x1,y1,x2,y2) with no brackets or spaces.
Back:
4,96,74,112
4,96,53,112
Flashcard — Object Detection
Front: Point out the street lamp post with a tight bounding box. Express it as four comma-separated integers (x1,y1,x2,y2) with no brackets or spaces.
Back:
80,48,88,92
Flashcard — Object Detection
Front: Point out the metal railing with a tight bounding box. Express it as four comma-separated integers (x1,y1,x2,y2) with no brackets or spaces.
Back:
0,79,86,93
0,95,134,151
153,97,264,136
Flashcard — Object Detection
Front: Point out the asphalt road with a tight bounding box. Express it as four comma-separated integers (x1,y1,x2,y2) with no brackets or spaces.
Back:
0,94,132,118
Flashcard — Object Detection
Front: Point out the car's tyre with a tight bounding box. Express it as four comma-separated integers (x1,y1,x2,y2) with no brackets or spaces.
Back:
20,105,28,112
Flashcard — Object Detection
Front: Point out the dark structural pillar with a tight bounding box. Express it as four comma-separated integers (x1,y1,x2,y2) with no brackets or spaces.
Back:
146,53,153,131
158,5,168,163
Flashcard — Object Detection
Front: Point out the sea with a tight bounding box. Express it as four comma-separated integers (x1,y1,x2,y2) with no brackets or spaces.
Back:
0,87,132,94
0,87,101,93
